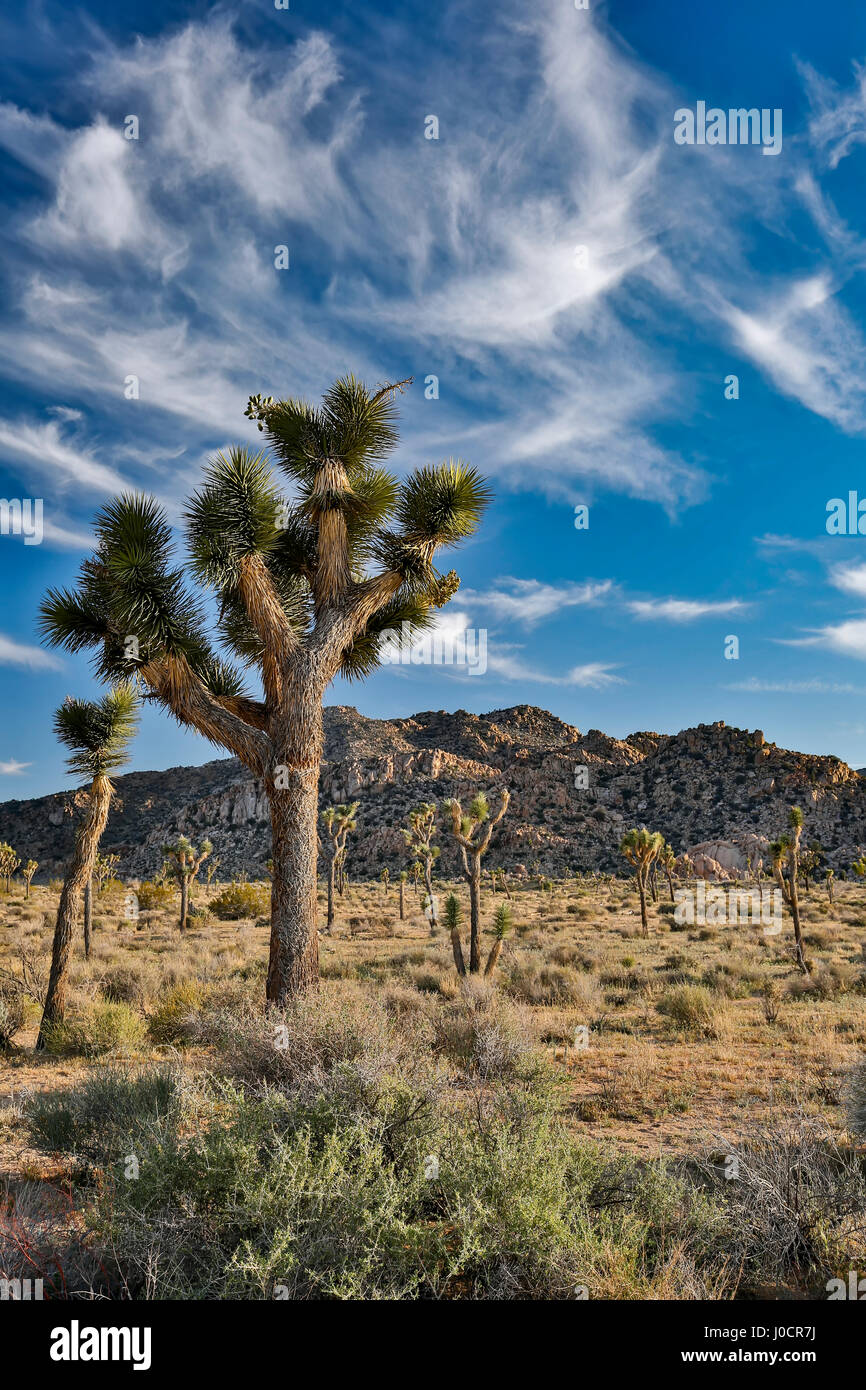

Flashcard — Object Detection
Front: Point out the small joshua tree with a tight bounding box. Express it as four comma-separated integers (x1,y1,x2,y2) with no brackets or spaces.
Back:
410,860,422,897
21,860,38,899
660,842,677,903
620,828,664,937
771,807,808,974
403,804,440,932
826,867,835,905
442,789,510,973
0,843,20,894
398,869,407,921
162,836,213,932
484,902,513,977
37,687,139,1048
444,893,466,977
321,801,359,928
205,856,221,886
92,851,121,896
380,867,390,895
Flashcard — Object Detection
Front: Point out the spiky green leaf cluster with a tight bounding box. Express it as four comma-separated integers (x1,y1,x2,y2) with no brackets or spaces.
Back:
54,685,139,783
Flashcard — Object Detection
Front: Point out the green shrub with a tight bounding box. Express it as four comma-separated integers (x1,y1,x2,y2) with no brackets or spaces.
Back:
43,1001,145,1056
209,881,270,921
148,981,207,1045
136,880,176,911
28,1065,181,1164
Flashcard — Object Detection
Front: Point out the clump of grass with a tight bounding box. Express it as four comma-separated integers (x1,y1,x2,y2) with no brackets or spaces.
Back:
786,961,859,1001
147,980,207,1045
42,1001,145,1056
503,959,600,1008
657,984,727,1039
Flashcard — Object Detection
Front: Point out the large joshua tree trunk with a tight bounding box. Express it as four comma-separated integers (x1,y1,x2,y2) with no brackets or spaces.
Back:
266,696,323,1005
37,779,112,1048
83,878,93,959
179,875,189,932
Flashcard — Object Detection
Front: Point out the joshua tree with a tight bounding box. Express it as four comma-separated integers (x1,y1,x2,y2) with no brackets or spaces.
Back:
0,843,20,894
398,869,407,921
442,789,510,972
799,842,822,894
92,851,121,896
826,867,835,905
444,893,466,977
403,804,441,931
162,836,213,932
410,860,422,897
21,860,38,899
484,902,513,977
660,842,677,903
380,867,390,895
37,687,139,1048
620,828,664,937
770,807,808,974
205,856,221,886
321,801,359,929
39,376,490,1003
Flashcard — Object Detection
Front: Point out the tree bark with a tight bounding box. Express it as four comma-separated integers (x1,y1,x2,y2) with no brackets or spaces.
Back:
266,691,323,1004
468,864,482,973
37,778,112,1049
83,878,93,959
326,854,336,929
637,871,649,937
179,875,189,932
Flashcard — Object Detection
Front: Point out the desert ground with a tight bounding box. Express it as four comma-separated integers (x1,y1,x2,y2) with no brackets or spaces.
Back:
2,869,866,1300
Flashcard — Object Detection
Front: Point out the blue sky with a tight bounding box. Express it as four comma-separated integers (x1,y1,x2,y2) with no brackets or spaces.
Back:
3,0,866,796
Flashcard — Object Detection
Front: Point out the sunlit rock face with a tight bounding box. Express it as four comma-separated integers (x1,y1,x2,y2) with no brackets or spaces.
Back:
3,707,864,882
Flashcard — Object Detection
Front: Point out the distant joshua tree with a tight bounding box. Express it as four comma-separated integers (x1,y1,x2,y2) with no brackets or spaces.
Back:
825,867,835,905
620,828,665,937
320,801,359,929
37,687,139,1049
403,804,440,932
442,790,510,972
39,376,491,1003
92,851,121,896
162,836,213,932
770,807,808,975
0,843,20,894
21,860,38,899
205,856,221,886
398,870,408,921
660,843,677,903
380,867,390,895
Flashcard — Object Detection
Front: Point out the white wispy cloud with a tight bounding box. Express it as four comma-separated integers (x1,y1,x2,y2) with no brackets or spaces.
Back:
463,578,613,626
0,633,61,670
486,651,624,688
0,758,31,775
829,561,866,597
628,597,747,622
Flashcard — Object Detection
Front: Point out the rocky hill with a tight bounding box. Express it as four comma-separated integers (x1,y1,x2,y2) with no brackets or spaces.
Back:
2,705,865,882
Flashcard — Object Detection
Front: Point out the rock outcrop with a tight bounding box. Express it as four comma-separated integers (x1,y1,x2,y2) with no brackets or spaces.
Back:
2,707,864,882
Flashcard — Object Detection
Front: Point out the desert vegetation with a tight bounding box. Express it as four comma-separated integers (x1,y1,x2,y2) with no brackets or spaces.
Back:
3,829,866,1300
